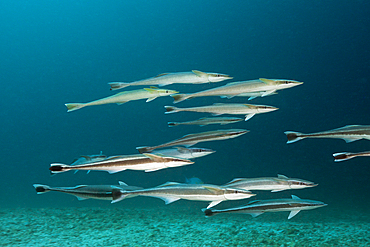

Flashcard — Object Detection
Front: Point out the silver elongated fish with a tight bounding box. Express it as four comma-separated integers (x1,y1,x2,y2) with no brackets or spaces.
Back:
168,117,243,127
285,125,370,144
203,195,327,219
109,70,232,90
152,147,215,159
165,103,278,121
70,152,107,166
136,129,248,153
223,175,317,192
65,87,178,112
333,151,370,162
49,153,194,174
33,181,142,203
117,182,255,208
171,78,303,103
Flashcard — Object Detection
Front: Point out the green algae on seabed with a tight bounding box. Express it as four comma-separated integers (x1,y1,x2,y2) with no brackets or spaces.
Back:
0,206,369,247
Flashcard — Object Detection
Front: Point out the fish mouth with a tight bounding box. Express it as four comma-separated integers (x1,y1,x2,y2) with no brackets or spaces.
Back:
309,183,318,187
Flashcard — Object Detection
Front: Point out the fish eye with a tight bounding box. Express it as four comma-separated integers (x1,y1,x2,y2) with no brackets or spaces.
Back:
166,90,169,93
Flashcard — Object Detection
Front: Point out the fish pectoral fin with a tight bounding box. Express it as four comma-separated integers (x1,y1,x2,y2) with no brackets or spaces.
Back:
158,83,172,87
144,167,164,172
248,96,257,100
244,113,255,121
211,113,223,116
75,196,88,201
183,141,198,147
154,196,181,205
202,186,222,194
271,189,284,192
146,97,157,102
155,73,169,77
343,137,362,143
207,200,223,209
249,211,264,217
107,169,126,174
288,210,301,219
261,90,276,97
116,101,128,105
143,153,165,162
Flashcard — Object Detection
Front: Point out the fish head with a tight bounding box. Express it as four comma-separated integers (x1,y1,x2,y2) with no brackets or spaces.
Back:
207,73,233,83
164,157,195,168
299,200,327,210
156,89,179,96
246,104,278,113
223,188,256,200
187,147,216,158
274,79,303,89
222,129,250,138
288,179,318,189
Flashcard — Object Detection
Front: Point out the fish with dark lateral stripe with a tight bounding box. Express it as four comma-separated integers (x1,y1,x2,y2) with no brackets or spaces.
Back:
202,195,327,219
109,70,232,90
136,129,248,153
333,151,370,162
285,125,370,144
33,181,142,203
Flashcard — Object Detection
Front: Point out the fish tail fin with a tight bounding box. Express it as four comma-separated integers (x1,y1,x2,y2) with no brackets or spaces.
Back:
49,163,70,174
284,131,304,144
33,184,51,194
164,106,181,114
136,146,152,154
111,190,128,203
108,82,129,90
168,122,178,127
171,94,190,103
333,152,353,162
65,103,85,112
202,208,215,217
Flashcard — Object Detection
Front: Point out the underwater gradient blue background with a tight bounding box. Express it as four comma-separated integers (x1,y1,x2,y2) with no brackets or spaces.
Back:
0,0,369,209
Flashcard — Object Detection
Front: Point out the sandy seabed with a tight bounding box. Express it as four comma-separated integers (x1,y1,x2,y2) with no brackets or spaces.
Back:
1,205,369,247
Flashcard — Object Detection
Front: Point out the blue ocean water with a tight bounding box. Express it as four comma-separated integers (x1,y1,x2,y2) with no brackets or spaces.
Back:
1,0,369,217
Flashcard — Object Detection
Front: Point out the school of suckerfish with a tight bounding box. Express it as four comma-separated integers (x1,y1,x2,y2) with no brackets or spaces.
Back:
34,69,360,221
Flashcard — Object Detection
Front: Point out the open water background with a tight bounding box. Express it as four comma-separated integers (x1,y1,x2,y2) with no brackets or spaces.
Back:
0,1,369,212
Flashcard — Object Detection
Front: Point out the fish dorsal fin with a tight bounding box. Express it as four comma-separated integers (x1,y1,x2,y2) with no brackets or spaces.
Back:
259,78,275,84
150,86,159,89
278,174,289,179
155,73,169,77
111,186,123,190
192,70,206,77
224,178,245,185
73,185,88,189
119,181,128,186
202,185,222,193
158,182,181,187
80,155,92,161
288,210,301,219
176,147,189,153
142,153,165,162
247,200,261,205
144,88,158,93
105,155,126,160
291,195,301,200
